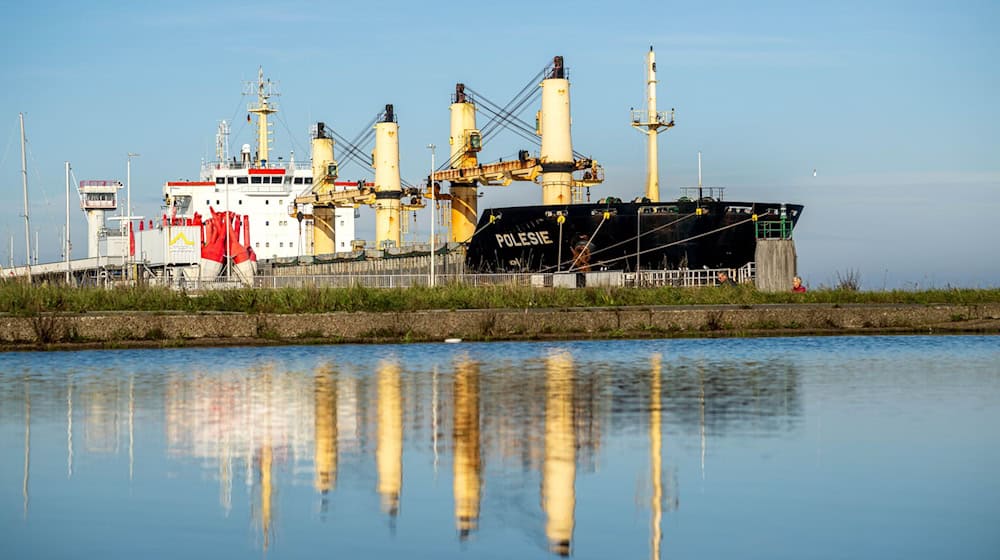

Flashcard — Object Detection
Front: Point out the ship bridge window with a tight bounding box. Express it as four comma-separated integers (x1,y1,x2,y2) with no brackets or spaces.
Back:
293,177,303,184
251,177,262,184
238,200,242,205
237,177,248,184
304,178,312,184
228,177,235,184
216,178,225,184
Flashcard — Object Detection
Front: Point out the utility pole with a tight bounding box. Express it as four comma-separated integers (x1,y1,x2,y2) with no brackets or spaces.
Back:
65,162,72,284
427,144,436,287
126,153,140,282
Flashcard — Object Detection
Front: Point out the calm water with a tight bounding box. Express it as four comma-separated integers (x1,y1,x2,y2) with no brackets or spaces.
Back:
1,336,998,559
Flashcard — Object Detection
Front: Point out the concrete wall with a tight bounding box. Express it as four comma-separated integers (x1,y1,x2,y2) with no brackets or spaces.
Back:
3,303,998,346
755,239,797,293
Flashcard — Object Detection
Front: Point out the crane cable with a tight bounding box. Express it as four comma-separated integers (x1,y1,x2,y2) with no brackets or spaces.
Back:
539,214,755,273
579,213,695,262
456,211,503,244
435,64,546,172
536,212,691,272
565,212,610,272
589,216,757,270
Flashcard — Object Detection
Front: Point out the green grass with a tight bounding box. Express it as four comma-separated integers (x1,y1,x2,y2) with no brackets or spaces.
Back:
1,281,998,315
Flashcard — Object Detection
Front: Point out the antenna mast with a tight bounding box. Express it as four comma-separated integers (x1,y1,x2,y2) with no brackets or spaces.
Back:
630,47,675,203
247,67,278,167
216,120,230,163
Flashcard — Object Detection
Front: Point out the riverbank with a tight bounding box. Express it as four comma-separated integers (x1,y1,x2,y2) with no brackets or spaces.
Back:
3,302,998,351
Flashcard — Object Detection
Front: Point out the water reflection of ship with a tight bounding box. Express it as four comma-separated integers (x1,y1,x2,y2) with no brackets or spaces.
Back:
453,356,481,537
544,351,576,556
377,359,403,518
314,367,337,510
9,351,800,557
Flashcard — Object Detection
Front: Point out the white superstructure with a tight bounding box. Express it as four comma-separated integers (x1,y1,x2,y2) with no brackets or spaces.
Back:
163,67,355,260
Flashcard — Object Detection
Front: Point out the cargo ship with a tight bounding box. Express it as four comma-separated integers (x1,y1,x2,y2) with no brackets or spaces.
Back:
456,47,803,273
43,48,800,288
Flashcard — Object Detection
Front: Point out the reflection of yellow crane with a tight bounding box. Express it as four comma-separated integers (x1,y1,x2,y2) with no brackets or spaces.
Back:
543,350,576,557
314,367,338,498
376,359,403,516
650,354,663,560
453,356,481,538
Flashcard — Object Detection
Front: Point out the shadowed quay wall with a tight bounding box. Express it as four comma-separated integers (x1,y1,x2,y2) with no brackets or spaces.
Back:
2,303,999,347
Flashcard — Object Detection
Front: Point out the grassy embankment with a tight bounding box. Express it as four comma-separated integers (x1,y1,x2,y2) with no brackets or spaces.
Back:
2,282,999,315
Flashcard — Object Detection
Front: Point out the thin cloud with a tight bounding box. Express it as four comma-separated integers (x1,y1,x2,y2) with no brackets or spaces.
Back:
625,33,830,67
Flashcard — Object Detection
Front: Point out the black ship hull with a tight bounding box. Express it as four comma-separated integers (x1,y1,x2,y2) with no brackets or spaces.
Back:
465,199,803,273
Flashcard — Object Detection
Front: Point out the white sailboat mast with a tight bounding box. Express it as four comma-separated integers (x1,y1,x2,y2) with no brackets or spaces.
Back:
19,113,31,270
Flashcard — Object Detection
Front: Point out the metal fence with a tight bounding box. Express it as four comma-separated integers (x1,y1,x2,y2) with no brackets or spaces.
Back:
55,263,757,291
251,264,755,290
254,273,534,289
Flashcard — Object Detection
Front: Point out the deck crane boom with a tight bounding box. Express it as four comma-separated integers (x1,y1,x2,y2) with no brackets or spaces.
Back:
292,107,425,253
430,56,604,243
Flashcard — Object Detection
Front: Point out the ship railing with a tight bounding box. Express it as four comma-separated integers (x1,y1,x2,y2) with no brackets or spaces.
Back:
630,109,675,127
679,186,726,201
736,262,756,284
203,160,312,173
629,265,755,287
754,218,793,239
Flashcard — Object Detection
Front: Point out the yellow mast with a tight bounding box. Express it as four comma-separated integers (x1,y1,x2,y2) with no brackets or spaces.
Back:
248,67,278,167
311,123,338,255
539,57,574,205
448,84,480,243
631,47,675,203
373,105,403,250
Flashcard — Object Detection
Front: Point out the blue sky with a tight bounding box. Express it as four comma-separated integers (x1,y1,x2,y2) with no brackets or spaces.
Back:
1,0,997,288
